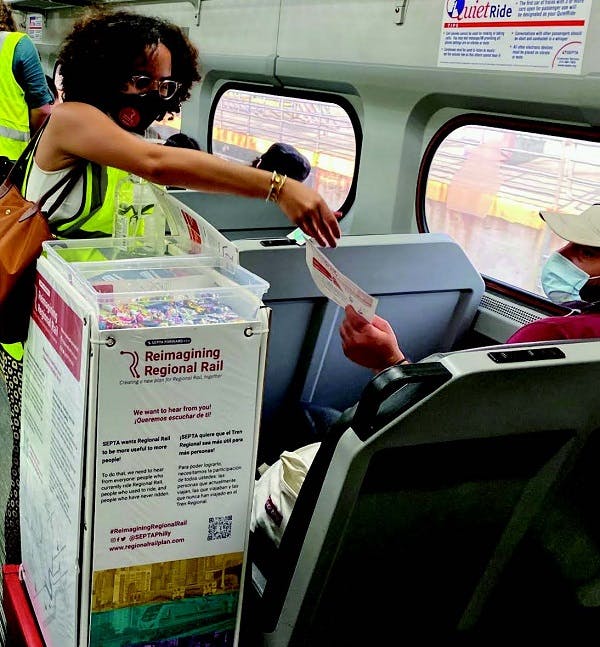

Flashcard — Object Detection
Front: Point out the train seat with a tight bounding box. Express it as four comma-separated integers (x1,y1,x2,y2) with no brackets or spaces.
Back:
236,233,484,459
246,340,600,646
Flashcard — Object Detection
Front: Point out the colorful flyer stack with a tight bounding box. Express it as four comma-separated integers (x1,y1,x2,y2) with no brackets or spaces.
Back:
19,190,270,647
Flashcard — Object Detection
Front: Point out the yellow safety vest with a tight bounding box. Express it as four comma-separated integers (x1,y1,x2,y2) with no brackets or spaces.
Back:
21,155,129,238
0,32,29,160
1,164,130,358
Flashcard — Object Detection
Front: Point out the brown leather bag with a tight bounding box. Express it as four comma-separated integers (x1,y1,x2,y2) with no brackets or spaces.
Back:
0,126,82,343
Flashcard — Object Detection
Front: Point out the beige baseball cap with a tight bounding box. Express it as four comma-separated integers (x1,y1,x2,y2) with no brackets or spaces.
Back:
540,204,600,246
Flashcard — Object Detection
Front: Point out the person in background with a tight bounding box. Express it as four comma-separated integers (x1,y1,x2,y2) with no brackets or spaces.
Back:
340,204,600,369
163,132,201,151
253,204,600,546
0,7,340,564
251,142,312,183
507,205,600,343
0,0,53,162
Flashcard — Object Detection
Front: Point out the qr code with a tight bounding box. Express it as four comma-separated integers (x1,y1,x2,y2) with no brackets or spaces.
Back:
207,515,233,541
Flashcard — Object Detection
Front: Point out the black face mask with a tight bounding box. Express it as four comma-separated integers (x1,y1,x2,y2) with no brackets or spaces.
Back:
109,92,165,134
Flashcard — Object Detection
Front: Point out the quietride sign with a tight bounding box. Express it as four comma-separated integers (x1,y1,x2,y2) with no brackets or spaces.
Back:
439,0,592,74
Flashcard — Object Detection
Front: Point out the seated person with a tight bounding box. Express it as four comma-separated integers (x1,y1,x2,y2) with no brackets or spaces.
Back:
163,132,201,151
251,142,311,183
252,204,600,545
508,205,600,342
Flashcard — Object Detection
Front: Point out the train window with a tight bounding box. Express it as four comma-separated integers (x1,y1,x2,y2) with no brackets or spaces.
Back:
422,120,600,298
210,87,359,212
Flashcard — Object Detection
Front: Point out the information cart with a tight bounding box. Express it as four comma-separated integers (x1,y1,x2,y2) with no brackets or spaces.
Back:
18,197,270,647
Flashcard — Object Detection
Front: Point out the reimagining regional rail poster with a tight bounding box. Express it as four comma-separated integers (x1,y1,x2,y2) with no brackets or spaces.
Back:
90,321,266,646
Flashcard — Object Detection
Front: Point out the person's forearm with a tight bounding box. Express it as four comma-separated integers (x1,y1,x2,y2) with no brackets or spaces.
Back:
144,146,275,198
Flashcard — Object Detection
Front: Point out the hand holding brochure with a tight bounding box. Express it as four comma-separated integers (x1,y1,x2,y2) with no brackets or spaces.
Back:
305,239,378,321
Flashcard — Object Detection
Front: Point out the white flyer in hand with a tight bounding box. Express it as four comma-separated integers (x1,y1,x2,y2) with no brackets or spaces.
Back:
305,239,378,321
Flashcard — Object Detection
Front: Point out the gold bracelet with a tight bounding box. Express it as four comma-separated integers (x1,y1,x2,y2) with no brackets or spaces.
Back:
265,171,287,203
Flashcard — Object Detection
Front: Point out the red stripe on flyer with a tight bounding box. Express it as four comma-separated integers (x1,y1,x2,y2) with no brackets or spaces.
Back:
444,19,584,28
181,210,202,244
312,257,333,281
312,257,342,289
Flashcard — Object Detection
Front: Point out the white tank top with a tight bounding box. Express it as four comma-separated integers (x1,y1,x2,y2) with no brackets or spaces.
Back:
25,159,85,224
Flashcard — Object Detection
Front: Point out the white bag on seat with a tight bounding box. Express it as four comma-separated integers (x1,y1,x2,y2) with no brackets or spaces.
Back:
251,443,321,547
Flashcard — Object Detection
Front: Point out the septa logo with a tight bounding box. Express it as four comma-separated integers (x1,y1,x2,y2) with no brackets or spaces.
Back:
120,350,140,378
446,0,465,19
118,106,141,129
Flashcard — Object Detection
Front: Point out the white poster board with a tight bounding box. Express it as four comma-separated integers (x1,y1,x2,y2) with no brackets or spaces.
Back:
438,0,592,74
20,257,91,647
88,319,267,646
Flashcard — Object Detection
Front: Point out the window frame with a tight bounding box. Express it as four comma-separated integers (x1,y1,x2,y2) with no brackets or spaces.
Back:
208,82,363,217
416,113,600,313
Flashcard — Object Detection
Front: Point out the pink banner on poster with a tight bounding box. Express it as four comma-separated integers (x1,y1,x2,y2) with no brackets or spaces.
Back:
32,272,83,380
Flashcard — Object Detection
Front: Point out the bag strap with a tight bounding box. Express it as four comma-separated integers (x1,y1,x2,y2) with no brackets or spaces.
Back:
0,115,86,223
0,116,91,227
37,164,84,215
16,164,85,224
1,117,49,191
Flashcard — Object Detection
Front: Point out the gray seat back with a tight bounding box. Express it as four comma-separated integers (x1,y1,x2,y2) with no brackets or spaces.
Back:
169,190,294,240
236,233,484,425
257,340,600,646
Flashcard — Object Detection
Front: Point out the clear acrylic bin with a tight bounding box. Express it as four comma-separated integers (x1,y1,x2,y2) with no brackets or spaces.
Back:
43,236,203,267
42,239,269,329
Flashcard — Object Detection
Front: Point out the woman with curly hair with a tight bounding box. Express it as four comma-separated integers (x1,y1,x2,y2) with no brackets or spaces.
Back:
0,7,341,564
32,8,340,245
0,0,16,31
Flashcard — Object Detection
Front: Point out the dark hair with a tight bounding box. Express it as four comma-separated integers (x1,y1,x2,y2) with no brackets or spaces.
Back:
58,8,201,114
45,75,58,100
251,143,311,182
164,133,201,150
0,1,17,31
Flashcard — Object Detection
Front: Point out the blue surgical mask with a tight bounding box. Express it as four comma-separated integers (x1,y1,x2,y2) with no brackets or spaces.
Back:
541,251,592,304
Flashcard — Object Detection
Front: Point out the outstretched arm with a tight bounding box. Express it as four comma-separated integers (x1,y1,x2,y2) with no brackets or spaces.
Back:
339,305,408,373
36,102,341,247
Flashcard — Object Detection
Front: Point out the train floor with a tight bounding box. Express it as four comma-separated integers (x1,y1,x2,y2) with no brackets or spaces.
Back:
0,379,12,646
